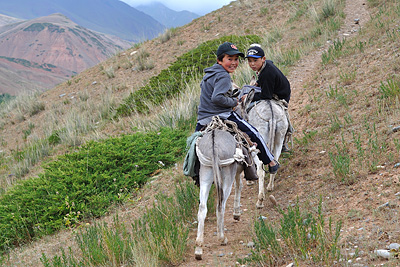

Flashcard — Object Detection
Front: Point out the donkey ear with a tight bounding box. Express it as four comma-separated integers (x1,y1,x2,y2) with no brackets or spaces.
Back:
244,88,255,107
250,76,257,86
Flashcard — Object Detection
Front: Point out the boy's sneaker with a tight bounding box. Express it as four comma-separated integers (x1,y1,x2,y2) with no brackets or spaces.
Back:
281,143,291,153
268,161,280,174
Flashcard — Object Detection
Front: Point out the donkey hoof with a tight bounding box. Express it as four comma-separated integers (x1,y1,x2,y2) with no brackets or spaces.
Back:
246,181,255,186
269,195,277,206
195,247,203,260
256,201,264,209
221,237,228,245
233,214,241,221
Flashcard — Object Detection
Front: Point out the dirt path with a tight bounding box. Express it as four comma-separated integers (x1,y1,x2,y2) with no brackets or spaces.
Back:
181,1,370,266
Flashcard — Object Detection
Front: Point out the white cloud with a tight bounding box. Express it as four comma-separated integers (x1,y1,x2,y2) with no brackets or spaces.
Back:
121,0,233,15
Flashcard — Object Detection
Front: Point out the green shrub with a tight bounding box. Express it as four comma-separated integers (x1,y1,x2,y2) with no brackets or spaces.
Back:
0,127,189,252
116,35,261,116
48,130,63,145
0,93,14,105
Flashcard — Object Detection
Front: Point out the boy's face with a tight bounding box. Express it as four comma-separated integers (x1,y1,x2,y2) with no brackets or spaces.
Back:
247,57,265,72
218,54,240,73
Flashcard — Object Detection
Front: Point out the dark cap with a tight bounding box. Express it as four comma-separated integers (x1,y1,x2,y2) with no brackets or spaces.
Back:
217,42,244,57
246,45,265,58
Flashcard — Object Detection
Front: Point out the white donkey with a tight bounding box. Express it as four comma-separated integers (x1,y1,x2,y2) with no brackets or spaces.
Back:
194,116,257,260
235,83,288,208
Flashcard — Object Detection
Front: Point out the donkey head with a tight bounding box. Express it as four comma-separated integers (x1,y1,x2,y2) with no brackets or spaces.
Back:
235,87,255,121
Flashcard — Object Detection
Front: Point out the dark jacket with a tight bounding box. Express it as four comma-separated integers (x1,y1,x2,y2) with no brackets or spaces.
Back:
197,63,237,121
254,60,291,103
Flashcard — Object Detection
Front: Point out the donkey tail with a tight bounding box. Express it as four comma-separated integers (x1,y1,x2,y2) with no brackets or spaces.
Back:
268,100,277,152
211,129,223,210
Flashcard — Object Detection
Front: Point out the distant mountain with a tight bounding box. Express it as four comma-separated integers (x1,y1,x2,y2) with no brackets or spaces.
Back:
0,13,23,26
0,0,165,41
136,2,199,28
0,13,132,95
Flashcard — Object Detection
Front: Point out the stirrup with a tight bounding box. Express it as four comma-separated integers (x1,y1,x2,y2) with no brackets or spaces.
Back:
268,161,280,174
262,161,280,174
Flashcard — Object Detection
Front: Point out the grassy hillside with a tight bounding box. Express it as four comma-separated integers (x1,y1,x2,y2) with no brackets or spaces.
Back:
0,0,400,266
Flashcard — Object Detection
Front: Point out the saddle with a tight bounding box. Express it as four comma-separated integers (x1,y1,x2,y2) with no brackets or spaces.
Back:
183,116,259,182
207,117,259,181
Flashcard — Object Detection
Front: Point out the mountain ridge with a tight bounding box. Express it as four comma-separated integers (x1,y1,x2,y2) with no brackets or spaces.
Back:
135,2,200,28
0,13,132,95
0,13,23,26
0,0,165,41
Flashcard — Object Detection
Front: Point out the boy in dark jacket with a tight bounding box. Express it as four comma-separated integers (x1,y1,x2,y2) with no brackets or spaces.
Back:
196,42,279,177
246,44,294,152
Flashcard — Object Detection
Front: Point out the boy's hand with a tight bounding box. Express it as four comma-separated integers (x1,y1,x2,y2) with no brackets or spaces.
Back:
233,98,240,111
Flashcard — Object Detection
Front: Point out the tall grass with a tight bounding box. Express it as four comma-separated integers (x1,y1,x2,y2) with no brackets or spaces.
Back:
134,48,154,71
0,86,119,189
294,130,318,154
329,136,353,184
8,138,52,180
287,0,312,23
127,75,200,132
0,91,44,122
158,27,178,43
379,79,400,99
240,198,342,266
321,39,346,64
40,181,198,267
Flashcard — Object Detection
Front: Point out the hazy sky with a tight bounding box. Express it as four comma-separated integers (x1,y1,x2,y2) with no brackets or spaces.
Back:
120,0,234,15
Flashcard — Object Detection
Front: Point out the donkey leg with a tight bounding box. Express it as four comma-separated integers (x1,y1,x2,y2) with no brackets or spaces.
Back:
217,168,235,245
233,167,243,221
216,202,228,245
267,173,276,191
256,163,266,209
195,167,213,260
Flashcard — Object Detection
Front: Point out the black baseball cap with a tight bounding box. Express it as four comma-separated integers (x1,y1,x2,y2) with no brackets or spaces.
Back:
217,42,244,57
246,46,265,58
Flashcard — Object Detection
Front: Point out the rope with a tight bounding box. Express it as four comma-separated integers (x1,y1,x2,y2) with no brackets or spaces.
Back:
196,116,252,167
204,116,255,150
